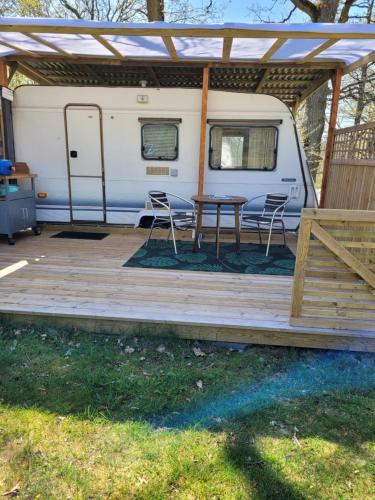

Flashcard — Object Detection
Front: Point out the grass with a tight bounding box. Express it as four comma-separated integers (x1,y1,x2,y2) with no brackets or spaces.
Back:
0,322,374,499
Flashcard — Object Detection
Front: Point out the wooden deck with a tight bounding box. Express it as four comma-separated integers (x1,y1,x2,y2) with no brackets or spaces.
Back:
0,227,374,352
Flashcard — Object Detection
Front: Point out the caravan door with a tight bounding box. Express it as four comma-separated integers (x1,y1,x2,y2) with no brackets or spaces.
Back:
65,104,106,222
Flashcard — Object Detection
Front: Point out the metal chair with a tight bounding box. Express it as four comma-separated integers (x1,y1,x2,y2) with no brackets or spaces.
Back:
146,191,199,254
240,193,289,256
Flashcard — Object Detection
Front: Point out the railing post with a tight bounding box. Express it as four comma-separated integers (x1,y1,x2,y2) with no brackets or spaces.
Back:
290,212,312,319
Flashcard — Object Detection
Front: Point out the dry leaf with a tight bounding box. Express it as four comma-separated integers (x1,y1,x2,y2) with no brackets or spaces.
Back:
196,380,203,390
292,427,301,447
124,346,135,354
192,347,206,357
1,484,20,497
157,344,166,353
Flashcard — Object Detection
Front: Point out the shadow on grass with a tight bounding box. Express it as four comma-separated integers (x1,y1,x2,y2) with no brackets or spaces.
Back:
0,322,374,498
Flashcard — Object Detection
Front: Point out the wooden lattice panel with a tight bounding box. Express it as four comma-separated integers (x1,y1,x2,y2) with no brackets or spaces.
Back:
291,208,375,332
332,122,375,162
21,60,330,106
325,123,375,210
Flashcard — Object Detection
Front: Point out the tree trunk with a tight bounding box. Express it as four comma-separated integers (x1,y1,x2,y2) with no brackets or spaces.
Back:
147,0,164,21
302,83,330,180
354,0,373,125
301,1,338,182
354,65,368,125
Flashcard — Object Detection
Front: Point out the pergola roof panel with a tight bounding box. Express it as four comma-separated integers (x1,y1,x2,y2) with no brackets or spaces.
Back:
317,39,375,64
173,37,223,59
0,18,373,65
271,38,328,60
1,18,374,107
104,35,169,58
34,33,113,57
231,38,277,59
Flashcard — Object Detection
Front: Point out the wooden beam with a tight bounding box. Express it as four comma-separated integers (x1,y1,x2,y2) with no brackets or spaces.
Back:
290,217,312,318
299,39,339,64
0,39,40,58
260,39,287,63
295,71,333,109
222,37,233,63
344,48,375,75
4,53,344,70
92,34,125,60
310,220,375,290
303,207,375,222
198,66,209,195
7,61,18,83
83,64,100,83
255,68,271,92
320,68,342,208
17,61,54,85
0,23,373,40
162,36,178,61
24,33,74,57
0,59,8,86
147,66,161,88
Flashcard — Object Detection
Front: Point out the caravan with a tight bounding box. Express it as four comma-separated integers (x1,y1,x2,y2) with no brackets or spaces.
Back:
12,85,317,229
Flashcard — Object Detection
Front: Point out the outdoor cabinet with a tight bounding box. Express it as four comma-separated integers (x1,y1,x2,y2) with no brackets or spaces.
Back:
0,174,40,244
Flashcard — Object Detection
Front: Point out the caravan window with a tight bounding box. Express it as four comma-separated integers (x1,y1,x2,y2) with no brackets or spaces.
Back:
209,126,278,170
141,123,178,160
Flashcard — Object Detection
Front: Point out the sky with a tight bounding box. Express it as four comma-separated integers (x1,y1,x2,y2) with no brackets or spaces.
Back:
191,0,308,24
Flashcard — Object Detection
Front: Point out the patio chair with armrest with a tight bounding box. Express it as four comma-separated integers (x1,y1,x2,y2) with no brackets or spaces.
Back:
240,193,289,256
146,191,200,255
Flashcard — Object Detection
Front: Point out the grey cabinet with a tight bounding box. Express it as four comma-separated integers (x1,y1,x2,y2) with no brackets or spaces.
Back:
0,174,40,244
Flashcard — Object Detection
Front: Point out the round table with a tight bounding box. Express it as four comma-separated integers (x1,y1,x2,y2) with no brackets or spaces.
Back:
191,194,248,258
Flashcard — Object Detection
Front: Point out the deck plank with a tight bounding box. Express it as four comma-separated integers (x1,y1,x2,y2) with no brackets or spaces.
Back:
0,230,374,351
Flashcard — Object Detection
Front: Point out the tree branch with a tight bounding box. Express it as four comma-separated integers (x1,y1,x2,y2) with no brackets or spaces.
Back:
338,0,357,22
290,0,320,21
59,0,83,19
280,6,297,23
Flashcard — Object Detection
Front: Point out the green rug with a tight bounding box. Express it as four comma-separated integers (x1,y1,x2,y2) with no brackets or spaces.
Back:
123,239,295,275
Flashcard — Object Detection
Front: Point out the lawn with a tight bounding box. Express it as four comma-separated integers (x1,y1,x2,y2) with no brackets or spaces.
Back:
0,322,374,499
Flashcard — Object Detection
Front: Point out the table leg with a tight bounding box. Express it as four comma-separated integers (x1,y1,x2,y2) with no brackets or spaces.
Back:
234,205,241,253
216,204,221,259
193,202,203,252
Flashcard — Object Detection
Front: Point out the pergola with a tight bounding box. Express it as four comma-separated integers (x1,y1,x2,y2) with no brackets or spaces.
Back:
0,18,374,202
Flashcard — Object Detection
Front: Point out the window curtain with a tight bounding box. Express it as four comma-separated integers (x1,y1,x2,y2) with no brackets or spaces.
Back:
247,128,276,169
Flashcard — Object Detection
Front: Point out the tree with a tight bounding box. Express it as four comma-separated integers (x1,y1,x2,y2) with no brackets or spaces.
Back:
147,0,164,21
3,0,220,23
249,0,373,181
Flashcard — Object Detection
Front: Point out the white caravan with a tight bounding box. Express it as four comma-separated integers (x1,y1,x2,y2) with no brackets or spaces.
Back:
12,85,317,229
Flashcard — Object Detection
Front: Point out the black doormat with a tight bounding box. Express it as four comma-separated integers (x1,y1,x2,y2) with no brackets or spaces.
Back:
123,239,295,275
51,231,109,240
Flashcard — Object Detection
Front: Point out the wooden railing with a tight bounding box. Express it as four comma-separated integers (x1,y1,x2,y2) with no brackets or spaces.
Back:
324,122,375,209
290,208,375,332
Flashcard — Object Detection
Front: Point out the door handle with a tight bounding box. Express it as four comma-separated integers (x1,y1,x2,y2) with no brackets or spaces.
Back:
70,150,78,158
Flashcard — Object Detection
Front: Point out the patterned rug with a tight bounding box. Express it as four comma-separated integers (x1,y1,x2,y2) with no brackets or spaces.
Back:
123,239,295,275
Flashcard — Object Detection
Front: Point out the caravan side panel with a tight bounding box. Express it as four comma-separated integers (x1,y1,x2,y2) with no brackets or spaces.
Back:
13,86,316,229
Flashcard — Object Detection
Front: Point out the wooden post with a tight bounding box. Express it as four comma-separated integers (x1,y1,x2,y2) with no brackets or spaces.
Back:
290,213,312,320
198,66,209,195
319,68,343,208
0,59,9,87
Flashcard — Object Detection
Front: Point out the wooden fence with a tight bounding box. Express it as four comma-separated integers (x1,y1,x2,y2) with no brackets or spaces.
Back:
323,122,375,209
290,208,375,332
